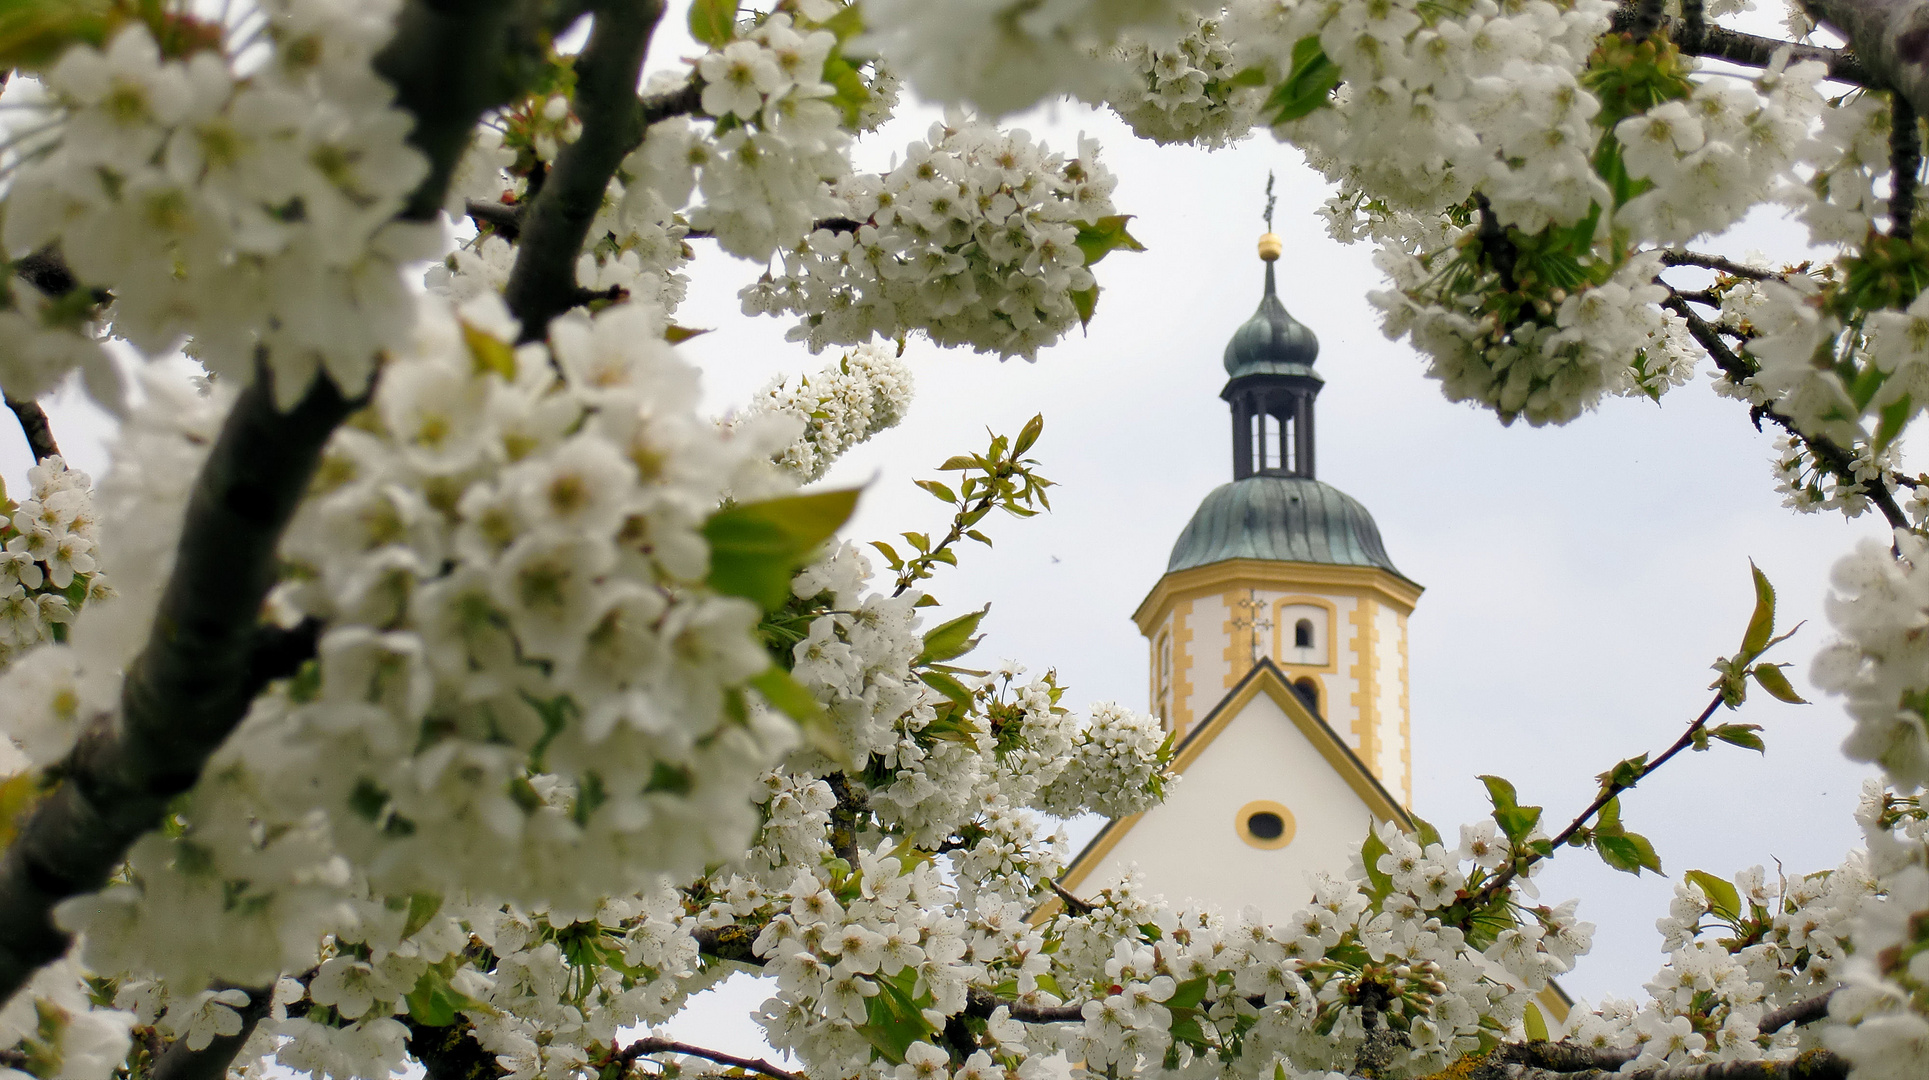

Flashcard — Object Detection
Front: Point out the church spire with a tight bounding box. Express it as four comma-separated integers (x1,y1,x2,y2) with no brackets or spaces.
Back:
1221,230,1322,481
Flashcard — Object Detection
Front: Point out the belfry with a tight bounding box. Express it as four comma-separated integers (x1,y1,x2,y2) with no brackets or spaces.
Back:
1059,232,1424,921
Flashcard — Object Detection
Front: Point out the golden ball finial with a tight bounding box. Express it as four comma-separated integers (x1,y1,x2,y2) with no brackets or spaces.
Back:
1257,232,1283,262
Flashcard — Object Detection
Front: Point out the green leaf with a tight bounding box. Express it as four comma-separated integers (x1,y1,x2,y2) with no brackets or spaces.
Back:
688,0,738,47
1478,774,1519,811
917,605,989,666
703,488,860,610
1360,828,1394,901
665,323,712,344
749,666,824,722
1751,664,1807,704
402,892,443,940
1742,560,1776,658
1877,393,1913,453
404,965,485,1028
1411,814,1444,851
1014,413,1045,455
1265,36,1342,124
1169,1013,1208,1050
1710,722,1767,753
868,540,903,570
914,479,957,504
1595,831,1662,876
1070,284,1099,328
1685,869,1742,922
1074,215,1146,267
917,669,976,709
1595,795,1623,833
461,319,516,380
1167,975,1210,1010
1523,1002,1549,1043
0,0,117,72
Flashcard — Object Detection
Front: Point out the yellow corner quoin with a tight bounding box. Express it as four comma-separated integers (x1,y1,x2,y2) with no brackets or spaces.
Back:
1234,799,1297,850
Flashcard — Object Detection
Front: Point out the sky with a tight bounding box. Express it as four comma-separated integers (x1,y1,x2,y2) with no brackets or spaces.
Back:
0,6,1895,1054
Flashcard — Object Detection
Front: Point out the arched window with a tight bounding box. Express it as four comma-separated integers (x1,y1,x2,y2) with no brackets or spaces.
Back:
1293,677,1320,713
1154,631,1173,724
1293,618,1314,649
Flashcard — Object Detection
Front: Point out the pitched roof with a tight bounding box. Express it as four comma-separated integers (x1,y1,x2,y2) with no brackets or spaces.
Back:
1058,657,1412,896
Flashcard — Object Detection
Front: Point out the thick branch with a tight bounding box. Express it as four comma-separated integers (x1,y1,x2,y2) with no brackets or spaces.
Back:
1494,1049,1848,1080
1894,95,1922,238
1048,878,1095,915
147,984,274,1080
1495,1043,1639,1072
406,1016,503,1080
0,369,353,1003
6,398,58,462
1660,251,1785,281
1761,988,1839,1033
618,1038,799,1080
692,924,764,965
503,0,667,340
825,772,868,866
0,0,532,1009
1806,0,1929,114
1610,4,1879,86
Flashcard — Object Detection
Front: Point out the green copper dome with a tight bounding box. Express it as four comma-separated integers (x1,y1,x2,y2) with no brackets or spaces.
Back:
1223,263,1320,379
1166,474,1404,576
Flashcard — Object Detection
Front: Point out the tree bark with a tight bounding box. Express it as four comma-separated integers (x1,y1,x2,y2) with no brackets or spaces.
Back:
0,0,538,1009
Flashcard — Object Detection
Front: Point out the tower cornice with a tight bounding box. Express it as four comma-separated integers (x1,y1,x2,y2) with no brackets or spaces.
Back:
1133,558,1424,638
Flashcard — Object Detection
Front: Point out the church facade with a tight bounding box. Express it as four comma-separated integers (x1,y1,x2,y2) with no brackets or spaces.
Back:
1061,233,1424,925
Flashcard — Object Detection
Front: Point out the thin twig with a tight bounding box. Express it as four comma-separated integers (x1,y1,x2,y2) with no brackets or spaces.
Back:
1048,878,1095,915
1662,291,1914,532
1463,692,1725,912
618,1038,800,1080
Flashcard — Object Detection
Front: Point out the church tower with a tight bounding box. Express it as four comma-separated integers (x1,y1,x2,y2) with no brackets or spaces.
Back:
1058,233,1425,922
1132,234,1422,805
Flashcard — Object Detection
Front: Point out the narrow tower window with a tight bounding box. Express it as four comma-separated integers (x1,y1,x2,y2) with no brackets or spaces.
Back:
1262,414,1282,470
1293,677,1320,713
1293,618,1314,649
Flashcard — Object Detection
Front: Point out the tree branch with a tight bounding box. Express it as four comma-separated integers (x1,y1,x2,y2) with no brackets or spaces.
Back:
964,988,1084,1023
146,984,274,1080
466,198,524,240
1805,0,1929,116
0,0,535,1009
617,1038,799,1080
692,924,764,966
1761,988,1839,1033
1048,878,1095,915
1494,1049,1848,1080
6,398,58,462
1894,94,1921,239
1611,4,1879,87
1661,291,1915,531
1463,692,1726,913
503,0,667,341
406,1016,503,1080
824,772,868,867
1660,251,1786,281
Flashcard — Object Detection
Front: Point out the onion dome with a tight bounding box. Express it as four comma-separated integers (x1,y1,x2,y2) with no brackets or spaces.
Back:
1168,233,1407,579
1167,475,1402,575
1223,234,1319,379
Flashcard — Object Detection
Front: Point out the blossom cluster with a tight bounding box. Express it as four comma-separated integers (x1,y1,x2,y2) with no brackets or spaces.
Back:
0,2,432,406
742,343,916,483
743,115,1119,360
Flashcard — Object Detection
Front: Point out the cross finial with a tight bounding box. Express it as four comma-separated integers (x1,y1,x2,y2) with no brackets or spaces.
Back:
1230,589,1272,670
1263,172,1277,232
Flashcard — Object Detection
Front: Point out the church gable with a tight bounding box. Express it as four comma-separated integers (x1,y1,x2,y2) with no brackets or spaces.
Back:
1061,661,1409,924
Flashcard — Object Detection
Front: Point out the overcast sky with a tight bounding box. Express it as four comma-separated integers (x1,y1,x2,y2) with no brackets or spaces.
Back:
0,17,1892,1047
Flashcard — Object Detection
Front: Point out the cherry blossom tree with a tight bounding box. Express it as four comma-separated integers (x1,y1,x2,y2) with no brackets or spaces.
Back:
0,1,1921,1080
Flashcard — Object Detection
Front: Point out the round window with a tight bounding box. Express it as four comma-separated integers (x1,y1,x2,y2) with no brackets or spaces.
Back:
1234,800,1296,850
1246,811,1285,840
